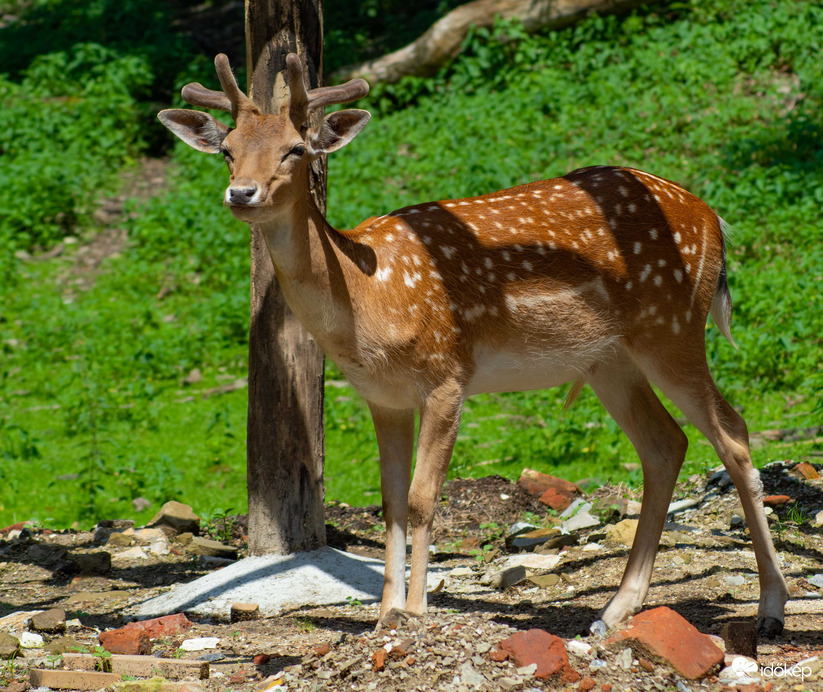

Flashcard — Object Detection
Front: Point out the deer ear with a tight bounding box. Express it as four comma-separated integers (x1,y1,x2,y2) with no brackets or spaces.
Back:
308,109,370,155
158,109,231,153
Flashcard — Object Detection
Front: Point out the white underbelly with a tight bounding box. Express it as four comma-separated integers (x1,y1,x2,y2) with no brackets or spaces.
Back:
465,340,615,396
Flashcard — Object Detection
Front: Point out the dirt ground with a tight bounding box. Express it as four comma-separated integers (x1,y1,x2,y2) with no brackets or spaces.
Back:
1,464,821,691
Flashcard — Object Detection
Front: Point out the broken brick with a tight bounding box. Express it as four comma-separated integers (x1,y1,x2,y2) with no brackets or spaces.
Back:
372,648,387,671
123,612,192,640
763,495,791,507
496,629,576,680
518,469,581,500
605,606,724,680
99,627,151,655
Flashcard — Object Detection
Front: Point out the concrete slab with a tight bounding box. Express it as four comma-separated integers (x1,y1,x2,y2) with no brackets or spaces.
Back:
132,547,445,620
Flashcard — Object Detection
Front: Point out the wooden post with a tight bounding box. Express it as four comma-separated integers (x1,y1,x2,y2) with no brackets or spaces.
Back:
244,0,326,554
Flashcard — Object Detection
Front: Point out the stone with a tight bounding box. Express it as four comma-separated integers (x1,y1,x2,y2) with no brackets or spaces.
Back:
0,632,21,658
562,511,600,532
723,574,746,587
72,551,112,574
98,519,136,530
459,660,487,687
175,531,195,546
133,527,168,543
566,640,592,657
591,494,629,519
30,608,66,634
45,635,82,655
605,606,724,680
508,527,561,550
605,519,639,548
720,621,758,658
667,498,698,514
518,469,582,500
107,532,135,547
626,500,642,515
30,668,121,689
0,610,42,632
99,628,151,655
484,565,527,589
231,603,260,622
529,573,561,588
372,647,387,671
560,499,591,519
186,536,238,560
20,631,44,648
179,637,220,651
815,509,823,527
807,574,823,589
762,495,791,507
449,567,474,577
26,543,68,564
496,629,578,680
113,546,150,560
615,646,633,670
110,678,207,692
791,462,820,480
505,554,562,570
123,613,192,640
578,676,597,691
535,533,579,552
149,501,200,535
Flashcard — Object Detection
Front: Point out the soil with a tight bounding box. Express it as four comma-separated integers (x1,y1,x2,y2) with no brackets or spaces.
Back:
1,463,821,691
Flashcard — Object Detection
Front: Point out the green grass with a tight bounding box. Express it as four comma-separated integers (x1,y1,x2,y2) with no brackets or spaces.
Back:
1,0,822,527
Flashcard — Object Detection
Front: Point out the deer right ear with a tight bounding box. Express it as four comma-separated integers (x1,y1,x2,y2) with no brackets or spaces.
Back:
308,109,371,155
158,109,231,153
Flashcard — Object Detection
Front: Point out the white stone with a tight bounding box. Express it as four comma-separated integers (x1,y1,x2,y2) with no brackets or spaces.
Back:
180,637,220,651
504,554,562,570
561,511,600,532
0,610,42,633
582,542,603,552
667,498,698,514
808,574,823,589
20,631,45,648
566,640,592,657
114,546,150,560
449,567,474,578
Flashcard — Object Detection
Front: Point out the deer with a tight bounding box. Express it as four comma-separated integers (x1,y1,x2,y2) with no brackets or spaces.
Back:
158,53,788,637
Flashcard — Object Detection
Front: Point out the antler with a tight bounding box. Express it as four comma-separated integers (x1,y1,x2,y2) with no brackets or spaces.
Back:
180,53,369,125
286,53,369,126
181,54,258,120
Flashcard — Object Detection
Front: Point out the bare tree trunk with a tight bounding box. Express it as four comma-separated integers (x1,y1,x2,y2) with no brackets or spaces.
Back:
245,0,326,555
334,0,648,84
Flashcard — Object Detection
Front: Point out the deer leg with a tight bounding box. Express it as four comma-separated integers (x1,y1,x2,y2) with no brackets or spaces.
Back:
405,380,463,614
369,403,415,621
646,361,788,637
587,356,688,631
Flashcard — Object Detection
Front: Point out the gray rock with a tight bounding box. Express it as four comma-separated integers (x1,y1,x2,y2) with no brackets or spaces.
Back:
459,660,487,688
667,498,698,514
29,608,66,634
149,500,200,535
187,537,238,560
71,551,112,574
483,565,526,589
615,647,633,670
808,574,823,589
0,632,20,658
562,511,600,532
559,499,591,519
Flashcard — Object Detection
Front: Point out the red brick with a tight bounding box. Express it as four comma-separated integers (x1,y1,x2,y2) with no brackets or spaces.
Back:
792,462,819,480
313,643,331,657
489,648,509,662
122,612,192,640
0,521,31,534
253,653,271,665
601,685,612,692
496,629,576,680
578,677,596,691
99,627,151,655
539,486,573,511
605,606,723,680
518,469,581,499
372,648,387,671
763,495,791,507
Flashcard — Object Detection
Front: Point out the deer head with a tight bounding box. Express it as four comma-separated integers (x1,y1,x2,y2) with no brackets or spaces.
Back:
158,54,370,224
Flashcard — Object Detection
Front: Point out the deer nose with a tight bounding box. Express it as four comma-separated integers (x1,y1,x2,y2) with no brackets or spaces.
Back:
226,183,261,205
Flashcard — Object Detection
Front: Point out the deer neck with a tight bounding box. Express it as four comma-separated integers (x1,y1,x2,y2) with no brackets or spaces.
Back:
253,187,359,355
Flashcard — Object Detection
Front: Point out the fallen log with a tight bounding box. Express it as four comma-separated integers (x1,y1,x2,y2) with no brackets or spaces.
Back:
333,0,649,85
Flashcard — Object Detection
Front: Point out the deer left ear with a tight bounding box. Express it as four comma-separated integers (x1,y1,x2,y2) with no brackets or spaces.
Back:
308,109,371,155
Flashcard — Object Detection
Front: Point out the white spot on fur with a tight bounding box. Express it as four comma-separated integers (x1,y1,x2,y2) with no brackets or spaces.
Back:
634,242,642,254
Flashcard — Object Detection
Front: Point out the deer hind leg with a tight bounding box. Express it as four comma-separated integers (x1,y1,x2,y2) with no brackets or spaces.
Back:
369,404,415,622
587,354,689,631
404,380,464,615
640,354,788,637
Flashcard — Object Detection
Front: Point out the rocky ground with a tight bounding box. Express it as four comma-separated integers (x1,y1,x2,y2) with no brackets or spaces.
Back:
0,461,821,692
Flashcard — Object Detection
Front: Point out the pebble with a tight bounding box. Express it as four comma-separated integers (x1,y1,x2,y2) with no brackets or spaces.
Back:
559,499,591,519
180,636,220,651
449,567,474,577
516,662,537,676
723,575,746,586
20,631,45,648
615,647,633,670
561,511,600,532
667,498,698,514
566,640,592,657
504,554,561,570
113,546,150,560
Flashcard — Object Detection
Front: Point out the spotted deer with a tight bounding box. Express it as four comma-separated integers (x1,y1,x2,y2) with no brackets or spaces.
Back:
158,53,788,636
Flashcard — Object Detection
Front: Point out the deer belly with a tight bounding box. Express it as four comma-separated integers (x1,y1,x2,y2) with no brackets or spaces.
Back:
465,340,614,396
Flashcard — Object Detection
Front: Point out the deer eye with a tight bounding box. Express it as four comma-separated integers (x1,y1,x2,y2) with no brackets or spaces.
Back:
286,144,306,159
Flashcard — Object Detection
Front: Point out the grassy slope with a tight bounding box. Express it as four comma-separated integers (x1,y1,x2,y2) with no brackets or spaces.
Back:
1,0,822,527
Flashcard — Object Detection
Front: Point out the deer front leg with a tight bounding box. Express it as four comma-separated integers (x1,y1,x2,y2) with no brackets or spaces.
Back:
369,403,415,622
405,380,464,615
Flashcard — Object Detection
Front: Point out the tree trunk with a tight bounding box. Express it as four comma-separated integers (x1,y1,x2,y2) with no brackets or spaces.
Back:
244,0,326,555
333,0,648,84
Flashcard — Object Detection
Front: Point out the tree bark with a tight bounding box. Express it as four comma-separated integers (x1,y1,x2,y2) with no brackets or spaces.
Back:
245,0,327,555
333,0,648,85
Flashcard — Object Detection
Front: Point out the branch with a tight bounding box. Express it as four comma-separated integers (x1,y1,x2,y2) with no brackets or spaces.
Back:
332,0,649,85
